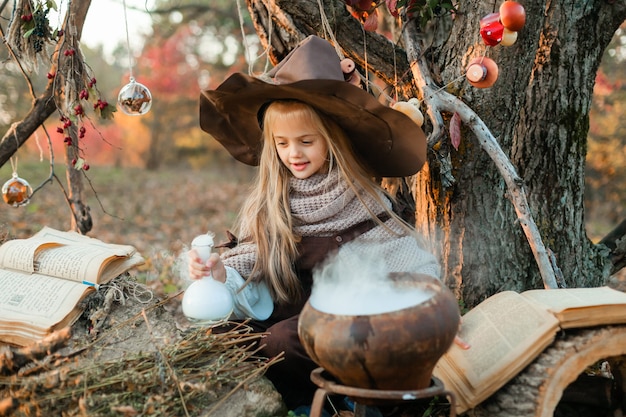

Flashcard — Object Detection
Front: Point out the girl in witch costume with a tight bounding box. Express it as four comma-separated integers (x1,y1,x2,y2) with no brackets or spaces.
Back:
190,36,443,412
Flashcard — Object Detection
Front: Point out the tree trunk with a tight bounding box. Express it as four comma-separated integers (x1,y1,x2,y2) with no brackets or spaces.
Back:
419,0,626,305
246,0,626,307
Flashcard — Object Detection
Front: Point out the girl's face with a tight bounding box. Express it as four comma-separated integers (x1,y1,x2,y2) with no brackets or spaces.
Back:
272,113,329,179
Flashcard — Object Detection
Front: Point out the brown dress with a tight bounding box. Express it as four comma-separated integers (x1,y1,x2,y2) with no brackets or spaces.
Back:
237,215,388,409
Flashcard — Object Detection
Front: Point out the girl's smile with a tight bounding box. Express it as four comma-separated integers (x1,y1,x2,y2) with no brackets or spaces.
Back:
272,115,329,179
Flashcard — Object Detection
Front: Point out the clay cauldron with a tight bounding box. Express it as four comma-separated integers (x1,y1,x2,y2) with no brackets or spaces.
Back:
298,273,460,391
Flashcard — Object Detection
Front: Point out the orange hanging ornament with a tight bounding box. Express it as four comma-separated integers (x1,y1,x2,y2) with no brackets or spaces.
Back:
466,57,499,88
2,173,32,207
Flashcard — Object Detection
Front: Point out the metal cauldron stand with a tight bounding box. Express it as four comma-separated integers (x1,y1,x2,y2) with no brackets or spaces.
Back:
309,368,456,417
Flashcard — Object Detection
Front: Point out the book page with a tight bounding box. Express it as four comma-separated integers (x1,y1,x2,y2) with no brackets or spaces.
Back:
433,291,559,412
33,226,137,255
0,269,89,328
0,238,59,273
0,227,141,284
34,244,118,284
522,286,626,328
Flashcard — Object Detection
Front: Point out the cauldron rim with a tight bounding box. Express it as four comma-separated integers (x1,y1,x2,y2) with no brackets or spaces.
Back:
307,274,445,317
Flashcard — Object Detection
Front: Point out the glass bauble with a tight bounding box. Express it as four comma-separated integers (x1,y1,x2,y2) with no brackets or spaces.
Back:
117,78,152,116
2,174,32,207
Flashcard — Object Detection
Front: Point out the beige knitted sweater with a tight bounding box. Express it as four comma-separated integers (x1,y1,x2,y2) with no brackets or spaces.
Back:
221,169,440,281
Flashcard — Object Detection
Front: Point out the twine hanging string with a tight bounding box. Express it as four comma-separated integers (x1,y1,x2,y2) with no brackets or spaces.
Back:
122,0,135,82
9,131,21,177
236,0,272,76
9,156,18,178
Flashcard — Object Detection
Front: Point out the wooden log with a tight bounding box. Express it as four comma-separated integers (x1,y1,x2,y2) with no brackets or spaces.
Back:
467,325,626,417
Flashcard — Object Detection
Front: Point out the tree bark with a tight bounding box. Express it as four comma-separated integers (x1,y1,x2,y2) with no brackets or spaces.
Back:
246,0,626,306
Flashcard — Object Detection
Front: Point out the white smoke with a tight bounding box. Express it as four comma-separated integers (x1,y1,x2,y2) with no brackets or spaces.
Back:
309,241,433,315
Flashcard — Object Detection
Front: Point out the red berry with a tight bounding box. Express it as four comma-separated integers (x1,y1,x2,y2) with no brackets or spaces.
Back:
79,89,89,100
63,120,72,128
88,78,97,88
56,127,64,134
83,164,90,171
74,104,84,116
64,137,72,146
47,72,55,79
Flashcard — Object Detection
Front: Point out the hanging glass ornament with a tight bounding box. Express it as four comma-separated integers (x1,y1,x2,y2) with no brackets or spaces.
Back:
117,77,152,115
117,0,152,116
2,173,32,207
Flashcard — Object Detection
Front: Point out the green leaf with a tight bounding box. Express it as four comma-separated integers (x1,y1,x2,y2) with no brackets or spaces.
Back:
47,0,58,11
74,157,86,170
23,28,35,38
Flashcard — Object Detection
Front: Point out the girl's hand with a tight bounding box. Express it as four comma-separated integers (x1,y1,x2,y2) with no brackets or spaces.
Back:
454,335,471,350
188,250,227,283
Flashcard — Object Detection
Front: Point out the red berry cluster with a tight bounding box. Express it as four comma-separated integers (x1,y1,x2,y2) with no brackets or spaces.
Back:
21,14,33,22
63,48,76,56
53,76,113,172
94,99,109,111
57,116,74,146
56,116,89,171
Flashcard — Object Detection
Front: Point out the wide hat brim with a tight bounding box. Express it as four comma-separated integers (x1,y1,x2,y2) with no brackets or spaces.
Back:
199,71,427,178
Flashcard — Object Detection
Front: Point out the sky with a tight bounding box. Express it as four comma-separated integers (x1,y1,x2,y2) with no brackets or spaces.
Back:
62,0,154,57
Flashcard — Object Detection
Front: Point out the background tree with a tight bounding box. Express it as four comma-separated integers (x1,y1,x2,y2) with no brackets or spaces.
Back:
243,0,626,307
129,0,253,169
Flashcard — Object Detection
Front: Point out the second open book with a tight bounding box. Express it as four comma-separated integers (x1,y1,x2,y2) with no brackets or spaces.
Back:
433,286,626,414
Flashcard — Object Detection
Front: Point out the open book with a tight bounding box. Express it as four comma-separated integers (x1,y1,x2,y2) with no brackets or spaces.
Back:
0,227,145,346
433,286,626,414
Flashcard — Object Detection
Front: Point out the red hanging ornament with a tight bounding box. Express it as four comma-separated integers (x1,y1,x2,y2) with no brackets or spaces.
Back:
479,12,504,46
499,1,526,32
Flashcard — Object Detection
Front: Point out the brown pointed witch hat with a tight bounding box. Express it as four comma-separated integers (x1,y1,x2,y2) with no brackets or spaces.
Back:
199,35,427,177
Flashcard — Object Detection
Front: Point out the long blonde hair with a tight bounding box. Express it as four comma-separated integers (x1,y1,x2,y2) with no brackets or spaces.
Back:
234,100,411,303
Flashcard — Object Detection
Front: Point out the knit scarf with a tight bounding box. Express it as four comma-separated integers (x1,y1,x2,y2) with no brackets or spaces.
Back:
289,169,388,236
